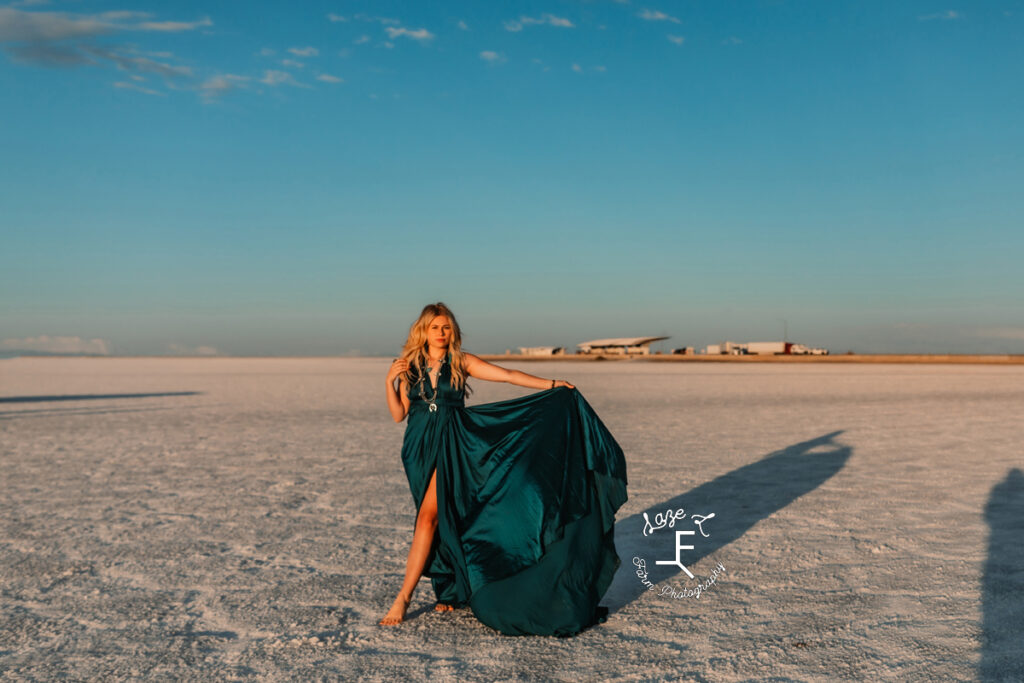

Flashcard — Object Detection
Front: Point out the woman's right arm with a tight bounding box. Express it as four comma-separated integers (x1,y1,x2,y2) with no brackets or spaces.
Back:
385,359,411,423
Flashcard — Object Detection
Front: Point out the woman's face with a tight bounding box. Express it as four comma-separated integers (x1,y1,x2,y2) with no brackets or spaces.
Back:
427,315,452,351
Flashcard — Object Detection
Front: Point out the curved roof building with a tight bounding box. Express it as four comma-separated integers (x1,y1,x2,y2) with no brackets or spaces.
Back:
576,336,670,355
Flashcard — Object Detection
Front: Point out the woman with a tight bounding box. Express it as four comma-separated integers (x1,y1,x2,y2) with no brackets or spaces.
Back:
379,302,628,636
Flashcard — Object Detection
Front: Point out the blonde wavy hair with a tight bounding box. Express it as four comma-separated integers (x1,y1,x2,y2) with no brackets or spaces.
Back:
400,302,472,396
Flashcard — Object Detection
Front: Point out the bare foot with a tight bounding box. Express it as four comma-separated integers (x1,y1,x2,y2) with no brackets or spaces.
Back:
380,595,411,626
434,603,455,612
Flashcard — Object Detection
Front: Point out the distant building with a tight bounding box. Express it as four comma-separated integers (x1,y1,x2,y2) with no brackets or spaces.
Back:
518,346,565,356
671,347,695,355
577,336,669,355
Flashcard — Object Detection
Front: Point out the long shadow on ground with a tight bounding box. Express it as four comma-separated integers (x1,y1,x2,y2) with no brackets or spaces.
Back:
0,391,204,419
0,392,201,403
605,430,852,613
981,467,1024,681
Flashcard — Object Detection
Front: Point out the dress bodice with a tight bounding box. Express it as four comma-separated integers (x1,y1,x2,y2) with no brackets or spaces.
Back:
406,355,465,410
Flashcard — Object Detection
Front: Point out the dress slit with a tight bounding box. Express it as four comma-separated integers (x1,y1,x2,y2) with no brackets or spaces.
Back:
416,466,445,580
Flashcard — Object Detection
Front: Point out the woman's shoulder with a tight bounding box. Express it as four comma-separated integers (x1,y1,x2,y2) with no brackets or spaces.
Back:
462,351,493,373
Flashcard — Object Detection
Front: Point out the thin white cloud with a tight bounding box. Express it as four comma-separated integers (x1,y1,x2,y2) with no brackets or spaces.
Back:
200,74,245,91
457,20,469,31
354,34,370,45
5,41,91,65
114,80,164,95
96,11,151,22
0,335,111,355
260,69,309,87
281,58,304,68
198,73,250,100
327,13,348,23
0,8,207,75
540,14,573,28
480,50,506,63
638,9,681,24
593,65,606,72
260,69,293,85
80,44,193,77
572,63,582,72
504,14,574,32
316,73,343,83
1,8,342,102
918,10,960,21
0,8,213,41
667,34,684,45
0,7,115,41
138,17,212,32
722,36,742,45
384,26,434,41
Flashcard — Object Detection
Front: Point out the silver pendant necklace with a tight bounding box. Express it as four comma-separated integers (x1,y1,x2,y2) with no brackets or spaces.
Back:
418,354,447,412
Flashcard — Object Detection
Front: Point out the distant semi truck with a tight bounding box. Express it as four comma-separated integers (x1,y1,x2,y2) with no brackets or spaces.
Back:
746,342,792,355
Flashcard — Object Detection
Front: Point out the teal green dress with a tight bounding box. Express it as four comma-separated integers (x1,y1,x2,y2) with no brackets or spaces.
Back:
401,355,628,637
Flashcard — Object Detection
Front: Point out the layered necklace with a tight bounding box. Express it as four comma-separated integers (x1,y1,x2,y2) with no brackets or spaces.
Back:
418,353,448,412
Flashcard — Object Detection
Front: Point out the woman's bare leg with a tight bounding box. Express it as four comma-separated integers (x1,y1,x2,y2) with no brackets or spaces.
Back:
380,469,440,625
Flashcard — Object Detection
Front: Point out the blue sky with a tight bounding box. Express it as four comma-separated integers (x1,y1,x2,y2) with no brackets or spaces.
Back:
1,1,1022,356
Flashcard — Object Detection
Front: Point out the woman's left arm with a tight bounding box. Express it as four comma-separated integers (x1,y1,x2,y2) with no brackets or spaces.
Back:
464,353,574,390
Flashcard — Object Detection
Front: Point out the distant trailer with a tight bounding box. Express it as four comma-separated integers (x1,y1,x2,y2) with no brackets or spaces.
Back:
746,342,793,355
705,341,746,355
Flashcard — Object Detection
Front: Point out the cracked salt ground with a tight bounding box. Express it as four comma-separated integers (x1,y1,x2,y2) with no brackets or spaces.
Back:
1,357,1022,680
